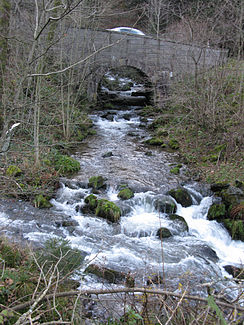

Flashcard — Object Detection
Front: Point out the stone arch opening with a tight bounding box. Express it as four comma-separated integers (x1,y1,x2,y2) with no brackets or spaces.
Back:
97,65,153,108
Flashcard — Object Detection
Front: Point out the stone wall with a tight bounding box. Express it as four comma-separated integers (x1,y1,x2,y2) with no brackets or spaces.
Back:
61,27,227,101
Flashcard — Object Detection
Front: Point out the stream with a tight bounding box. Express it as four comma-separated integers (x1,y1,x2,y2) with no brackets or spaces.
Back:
0,98,244,306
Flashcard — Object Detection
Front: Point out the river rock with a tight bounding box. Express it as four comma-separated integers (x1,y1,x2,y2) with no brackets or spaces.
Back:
88,176,107,191
84,194,98,213
210,182,230,192
154,195,176,214
117,187,134,200
156,227,172,238
168,214,189,232
223,265,244,279
191,245,219,263
95,199,121,223
85,263,134,286
167,187,192,207
102,151,113,158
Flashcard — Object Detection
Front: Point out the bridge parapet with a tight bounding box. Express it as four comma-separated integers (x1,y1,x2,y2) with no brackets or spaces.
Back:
62,27,228,102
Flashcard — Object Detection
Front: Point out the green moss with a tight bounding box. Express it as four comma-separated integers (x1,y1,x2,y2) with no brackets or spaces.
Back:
156,227,172,238
168,214,189,232
117,188,134,200
95,199,121,223
167,187,192,207
54,155,80,175
170,167,180,174
207,203,226,220
222,219,244,241
6,165,22,177
33,194,52,209
84,194,98,211
145,137,165,146
88,175,106,190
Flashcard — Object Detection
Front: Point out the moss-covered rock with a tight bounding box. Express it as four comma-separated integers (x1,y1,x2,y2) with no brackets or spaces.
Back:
154,195,177,214
210,182,230,192
6,165,22,177
95,199,121,223
219,186,244,212
207,203,226,220
85,263,134,286
84,194,98,212
88,176,106,190
118,188,134,200
145,137,165,146
34,194,53,209
170,166,180,174
222,219,244,241
156,227,172,238
167,187,192,207
168,214,189,232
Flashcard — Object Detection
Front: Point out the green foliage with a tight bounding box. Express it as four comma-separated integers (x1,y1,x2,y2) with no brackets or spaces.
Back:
145,137,165,146
0,239,22,268
170,166,181,174
207,203,226,220
222,219,244,241
37,238,84,276
6,165,22,177
33,194,53,208
53,154,80,176
168,138,179,150
207,295,228,325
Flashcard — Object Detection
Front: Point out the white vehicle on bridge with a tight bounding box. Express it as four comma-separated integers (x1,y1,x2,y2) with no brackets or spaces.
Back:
107,27,145,36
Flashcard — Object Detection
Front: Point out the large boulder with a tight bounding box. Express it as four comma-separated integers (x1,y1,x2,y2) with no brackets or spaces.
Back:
168,214,189,232
167,187,192,207
85,263,134,286
154,195,177,214
95,199,121,223
156,227,172,239
208,184,244,241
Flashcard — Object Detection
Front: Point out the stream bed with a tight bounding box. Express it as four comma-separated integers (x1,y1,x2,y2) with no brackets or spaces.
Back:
0,105,244,305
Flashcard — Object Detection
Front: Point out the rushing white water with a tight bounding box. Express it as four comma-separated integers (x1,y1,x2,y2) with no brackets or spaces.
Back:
0,101,243,297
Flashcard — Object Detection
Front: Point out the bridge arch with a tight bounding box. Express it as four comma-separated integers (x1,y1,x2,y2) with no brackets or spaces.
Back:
64,28,227,103
96,65,153,106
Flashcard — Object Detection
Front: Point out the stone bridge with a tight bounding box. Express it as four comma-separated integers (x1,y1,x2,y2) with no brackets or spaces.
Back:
62,27,227,102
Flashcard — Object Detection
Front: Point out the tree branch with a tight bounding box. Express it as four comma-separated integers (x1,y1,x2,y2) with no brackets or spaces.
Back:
9,287,244,313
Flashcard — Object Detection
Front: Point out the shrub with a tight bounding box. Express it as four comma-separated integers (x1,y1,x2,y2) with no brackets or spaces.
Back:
53,154,80,176
37,238,84,276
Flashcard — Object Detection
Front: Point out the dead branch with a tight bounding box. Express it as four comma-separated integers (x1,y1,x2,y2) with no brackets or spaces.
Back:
9,287,244,313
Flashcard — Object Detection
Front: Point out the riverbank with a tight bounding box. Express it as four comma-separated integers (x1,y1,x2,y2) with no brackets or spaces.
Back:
142,59,244,186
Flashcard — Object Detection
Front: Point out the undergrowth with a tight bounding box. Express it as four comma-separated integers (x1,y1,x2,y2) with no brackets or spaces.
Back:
147,59,244,184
